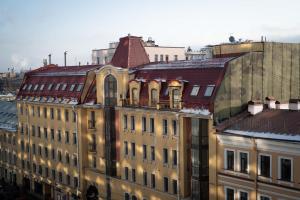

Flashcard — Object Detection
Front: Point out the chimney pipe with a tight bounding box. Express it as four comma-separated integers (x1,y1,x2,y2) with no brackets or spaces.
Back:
265,96,275,109
289,99,300,111
248,100,263,115
64,51,67,66
48,54,52,65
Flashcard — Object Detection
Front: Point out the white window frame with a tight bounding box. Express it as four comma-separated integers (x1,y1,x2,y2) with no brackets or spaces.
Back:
224,186,235,200
224,148,235,171
237,150,249,173
258,153,272,178
238,189,249,200
278,156,293,182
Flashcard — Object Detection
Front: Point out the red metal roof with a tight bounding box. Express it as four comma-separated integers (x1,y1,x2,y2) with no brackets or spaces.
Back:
110,36,150,68
17,64,102,103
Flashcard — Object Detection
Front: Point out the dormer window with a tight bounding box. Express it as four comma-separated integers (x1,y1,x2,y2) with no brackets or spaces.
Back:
76,84,83,92
172,89,180,109
33,84,39,91
190,85,200,96
132,88,139,105
150,89,158,106
47,84,53,90
204,85,215,97
70,84,76,91
55,83,61,91
40,84,45,91
61,83,67,91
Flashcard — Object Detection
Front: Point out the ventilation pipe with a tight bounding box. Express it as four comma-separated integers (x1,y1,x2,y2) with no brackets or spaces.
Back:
265,96,276,109
248,100,263,115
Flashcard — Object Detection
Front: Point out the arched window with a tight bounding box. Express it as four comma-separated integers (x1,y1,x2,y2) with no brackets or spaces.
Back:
172,89,180,109
132,88,138,105
151,89,158,106
104,74,117,106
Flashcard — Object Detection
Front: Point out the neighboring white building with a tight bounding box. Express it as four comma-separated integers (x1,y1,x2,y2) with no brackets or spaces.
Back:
185,46,213,60
92,37,186,64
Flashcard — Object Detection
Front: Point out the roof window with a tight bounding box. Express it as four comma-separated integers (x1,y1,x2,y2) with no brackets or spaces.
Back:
190,85,200,96
22,84,27,90
70,84,76,91
76,84,83,92
61,83,67,91
55,83,61,91
27,84,32,91
204,85,215,97
33,84,39,91
40,84,45,91
48,84,53,91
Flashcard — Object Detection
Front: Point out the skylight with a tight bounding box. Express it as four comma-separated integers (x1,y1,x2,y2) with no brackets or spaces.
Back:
190,85,200,96
27,84,32,91
22,84,27,90
69,84,76,91
33,84,39,91
61,83,67,91
48,84,53,91
204,85,215,97
55,83,61,91
76,84,83,92
40,84,45,91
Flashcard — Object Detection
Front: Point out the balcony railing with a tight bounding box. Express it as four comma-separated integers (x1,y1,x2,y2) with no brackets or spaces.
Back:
88,120,96,129
88,143,97,152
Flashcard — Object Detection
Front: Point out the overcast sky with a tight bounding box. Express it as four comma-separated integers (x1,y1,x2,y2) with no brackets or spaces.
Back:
1,0,300,72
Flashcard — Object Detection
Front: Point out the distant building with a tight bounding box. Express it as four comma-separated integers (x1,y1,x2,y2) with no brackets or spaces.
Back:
92,36,186,64
185,46,213,60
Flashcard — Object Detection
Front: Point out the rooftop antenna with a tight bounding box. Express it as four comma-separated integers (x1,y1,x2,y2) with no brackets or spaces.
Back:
64,51,68,66
229,35,235,43
48,54,52,65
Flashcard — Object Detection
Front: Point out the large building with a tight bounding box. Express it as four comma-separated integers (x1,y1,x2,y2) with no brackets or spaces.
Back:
2,35,300,200
91,36,186,65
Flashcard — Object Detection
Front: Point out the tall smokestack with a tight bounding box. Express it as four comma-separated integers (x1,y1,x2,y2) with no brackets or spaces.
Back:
64,51,67,66
48,54,52,64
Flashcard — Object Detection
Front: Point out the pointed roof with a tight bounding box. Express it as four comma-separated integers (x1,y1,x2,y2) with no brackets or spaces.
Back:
110,35,150,68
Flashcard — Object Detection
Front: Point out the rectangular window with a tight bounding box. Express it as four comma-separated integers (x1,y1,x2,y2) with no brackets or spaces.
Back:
172,150,177,166
142,117,146,132
151,174,155,188
124,141,128,155
160,54,164,61
65,131,69,143
32,125,35,136
43,107,47,118
44,147,48,158
70,84,76,91
58,151,62,162
51,149,55,160
225,150,234,171
48,84,53,91
74,177,78,187
125,167,129,180
163,148,168,164
150,118,155,133
65,110,69,122
174,55,178,61
131,168,136,182
32,144,36,154
225,187,235,200
57,109,61,120
131,143,136,157
51,129,54,140
131,116,135,131
143,145,147,160
73,155,78,167
190,85,200,96
172,179,177,194
76,84,83,92
260,196,270,200
66,175,70,185
66,153,70,164
239,191,248,200
143,171,147,186
73,133,77,144
57,130,62,142
44,128,48,139
163,119,168,135
123,115,128,130
72,111,76,122
154,54,158,62
55,83,61,91
38,145,42,156
280,157,292,181
260,155,271,177
37,106,40,117
45,167,49,177
31,106,35,116
50,108,54,119
52,169,56,180
151,146,155,161
204,85,215,97
61,83,67,91
172,120,177,135
37,126,41,137
92,156,97,168
240,152,248,173
163,177,168,192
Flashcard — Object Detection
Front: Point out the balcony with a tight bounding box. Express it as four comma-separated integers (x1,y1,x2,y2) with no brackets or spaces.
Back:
88,120,96,129
88,143,97,153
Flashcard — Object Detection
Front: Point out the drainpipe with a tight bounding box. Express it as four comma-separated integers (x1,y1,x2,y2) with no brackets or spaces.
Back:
72,105,81,199
176,113,180,200
253,138,258,200
25,102,32,191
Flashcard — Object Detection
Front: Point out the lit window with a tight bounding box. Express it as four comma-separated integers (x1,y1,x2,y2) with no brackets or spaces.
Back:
48,84,53,90
61,83,67,91
33,84,39,91
40,84,45,91
190,85,200,96
204,85,215,97
70,84,76,91
55,83,61,91
22,84,27,90
76,84,83,92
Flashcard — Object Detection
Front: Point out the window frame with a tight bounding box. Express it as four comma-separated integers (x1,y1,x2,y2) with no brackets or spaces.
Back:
238,150,249,174
190,85,200,96
278,156,293,182
258,153,272,178
224,186,235,200
224,149,235,171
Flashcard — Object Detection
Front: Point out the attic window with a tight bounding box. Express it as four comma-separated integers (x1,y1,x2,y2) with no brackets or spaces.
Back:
164,88,169,96
70,84,76,91
190,85,200,96
22,84,27,90
33,84,39,91
55,83,61,91
76,84,83,92
48,84,53,91
40,84,45,91
204,85,215,97
27,84,32,91
61,83,67,91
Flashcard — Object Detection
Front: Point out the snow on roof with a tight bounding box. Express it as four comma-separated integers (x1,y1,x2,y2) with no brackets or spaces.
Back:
225,129,300,142
180,108,211,116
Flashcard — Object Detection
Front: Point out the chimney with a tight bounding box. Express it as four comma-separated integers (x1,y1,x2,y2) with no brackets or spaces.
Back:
275,101,289,109
265,96,276,109
48,54,52,64
64,51,67,66
248,100,263,115
289,99,300,111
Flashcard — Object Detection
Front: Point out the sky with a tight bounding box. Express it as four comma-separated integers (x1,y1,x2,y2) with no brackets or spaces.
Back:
1,0,300,72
